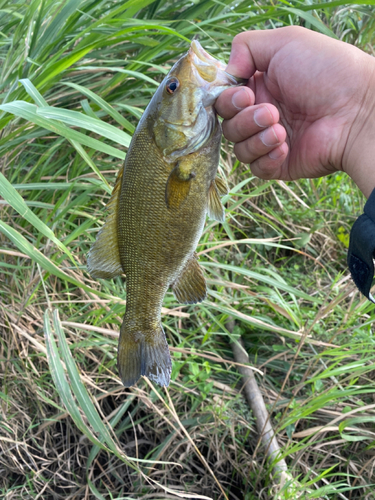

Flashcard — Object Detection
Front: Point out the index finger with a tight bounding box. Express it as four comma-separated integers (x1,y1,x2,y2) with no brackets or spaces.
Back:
215,86,254,120
225,26,308,79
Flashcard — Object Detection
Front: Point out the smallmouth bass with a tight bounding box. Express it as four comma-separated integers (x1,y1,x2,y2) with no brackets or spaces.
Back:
88,41,244,387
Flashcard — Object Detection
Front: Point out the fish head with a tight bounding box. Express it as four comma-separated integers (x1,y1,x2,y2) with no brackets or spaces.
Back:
150,40,245,161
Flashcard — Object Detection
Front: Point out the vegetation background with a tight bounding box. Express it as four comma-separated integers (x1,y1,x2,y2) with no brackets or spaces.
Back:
1,0,375,499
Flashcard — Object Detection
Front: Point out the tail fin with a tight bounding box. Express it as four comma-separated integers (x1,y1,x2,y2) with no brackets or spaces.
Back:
117,321,171,388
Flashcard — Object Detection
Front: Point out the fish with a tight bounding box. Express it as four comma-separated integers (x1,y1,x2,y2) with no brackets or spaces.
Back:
87,40,244,388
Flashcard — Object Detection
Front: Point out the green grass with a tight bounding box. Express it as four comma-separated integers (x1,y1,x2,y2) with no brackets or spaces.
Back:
1,1,375,499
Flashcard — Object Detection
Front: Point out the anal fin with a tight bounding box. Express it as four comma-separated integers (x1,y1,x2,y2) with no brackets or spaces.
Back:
87,166,124,279
172,253,207,304
207,180,225,222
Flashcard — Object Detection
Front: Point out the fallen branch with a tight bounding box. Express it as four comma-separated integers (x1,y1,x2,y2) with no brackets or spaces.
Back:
227,320,288,478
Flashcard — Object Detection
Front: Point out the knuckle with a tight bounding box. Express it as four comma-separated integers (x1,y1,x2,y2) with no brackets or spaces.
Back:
224,117,241,142
285,25,305,37
234,139,256,163
251,159,279,179
232,119,243,142
244,137,257,158
233,143,248,163
232,32,248,45
221,120,230,138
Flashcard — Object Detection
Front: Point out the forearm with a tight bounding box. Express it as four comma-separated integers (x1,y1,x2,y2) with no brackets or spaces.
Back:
343,111,375,199
341,55,375,198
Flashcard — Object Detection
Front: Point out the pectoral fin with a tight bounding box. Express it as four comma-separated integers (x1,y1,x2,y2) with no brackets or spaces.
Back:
207,180,225,222
215,176,229,196
165,163,196,210
87,166,124,279
172,253,207,304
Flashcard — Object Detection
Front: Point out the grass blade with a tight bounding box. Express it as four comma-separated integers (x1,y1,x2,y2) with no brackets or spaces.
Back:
62,82,135,133
0,101,126,159
37,106,132,148
0,172,76,264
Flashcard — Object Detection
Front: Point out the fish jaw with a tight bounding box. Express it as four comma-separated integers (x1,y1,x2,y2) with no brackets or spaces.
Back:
188,40,245,106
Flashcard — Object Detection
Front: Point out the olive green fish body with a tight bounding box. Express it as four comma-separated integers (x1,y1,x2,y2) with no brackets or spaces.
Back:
117,121,220,386
87,41,243,387
119,124,220,306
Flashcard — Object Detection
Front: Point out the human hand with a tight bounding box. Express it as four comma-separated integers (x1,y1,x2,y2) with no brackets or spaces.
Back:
216,27,375,197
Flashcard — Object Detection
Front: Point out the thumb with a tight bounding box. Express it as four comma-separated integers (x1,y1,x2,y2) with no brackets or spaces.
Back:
225,26,306,79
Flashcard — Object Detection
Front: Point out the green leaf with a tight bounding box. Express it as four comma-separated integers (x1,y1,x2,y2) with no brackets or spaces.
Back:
69,140,112,193
43,309,107,448
19,78,48,106
52,309,132,460
62,82,135,133
0,101,126,159
37,106,131,148
0,172,76,264
282,7,338,38
76,65,160,86
339,417,375,442
202,261,317,302
33,0,85,59
0,219,108,299
34,43,99,88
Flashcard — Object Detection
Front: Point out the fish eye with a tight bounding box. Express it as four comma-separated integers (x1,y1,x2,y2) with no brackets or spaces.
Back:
165,77,180,94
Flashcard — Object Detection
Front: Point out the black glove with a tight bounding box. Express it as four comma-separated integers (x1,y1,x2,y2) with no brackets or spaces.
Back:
348,188,375,303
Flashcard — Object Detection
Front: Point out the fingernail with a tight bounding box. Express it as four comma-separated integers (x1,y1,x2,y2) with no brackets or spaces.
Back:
254,106,273,128
269,146,285,160
232,88,250,110
260,126,279,147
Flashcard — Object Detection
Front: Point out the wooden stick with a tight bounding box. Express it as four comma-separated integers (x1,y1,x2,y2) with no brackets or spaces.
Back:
228,322,288,477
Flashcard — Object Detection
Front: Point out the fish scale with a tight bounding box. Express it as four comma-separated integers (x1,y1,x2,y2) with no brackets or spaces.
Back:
87,41,244,387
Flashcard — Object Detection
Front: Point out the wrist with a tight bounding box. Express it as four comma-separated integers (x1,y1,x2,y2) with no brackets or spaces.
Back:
342,56,375,198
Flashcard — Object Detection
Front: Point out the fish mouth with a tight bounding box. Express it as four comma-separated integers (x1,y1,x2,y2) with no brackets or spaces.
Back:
189,40,225,82
188,40,246,105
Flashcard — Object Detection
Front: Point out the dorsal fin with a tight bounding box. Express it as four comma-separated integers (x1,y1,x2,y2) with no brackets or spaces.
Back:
207,180,225,222
87,166,124,279
172,253,207,304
